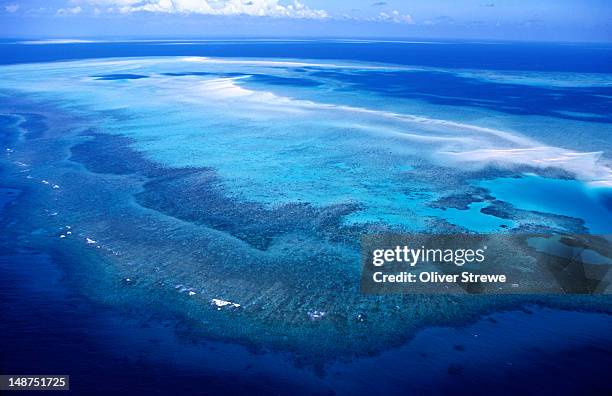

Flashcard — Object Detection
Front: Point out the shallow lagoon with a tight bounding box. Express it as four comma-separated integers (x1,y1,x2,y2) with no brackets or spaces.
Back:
480,174,612,233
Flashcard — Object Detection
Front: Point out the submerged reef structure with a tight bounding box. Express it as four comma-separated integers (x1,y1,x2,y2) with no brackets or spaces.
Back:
1,56,611,368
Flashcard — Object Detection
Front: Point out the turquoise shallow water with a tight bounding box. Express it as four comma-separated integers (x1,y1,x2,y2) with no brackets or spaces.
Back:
435,201,514,232
480,175,612,233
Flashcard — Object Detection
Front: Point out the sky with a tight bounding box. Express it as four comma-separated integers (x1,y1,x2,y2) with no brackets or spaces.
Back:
0,0,610,42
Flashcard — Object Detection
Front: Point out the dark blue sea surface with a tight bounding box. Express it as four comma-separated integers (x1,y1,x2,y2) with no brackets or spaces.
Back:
1,39,611,72
0,40,611,395
1,250,611,395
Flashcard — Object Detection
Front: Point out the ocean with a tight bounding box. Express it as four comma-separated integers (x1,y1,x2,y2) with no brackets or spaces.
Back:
0,39,611,395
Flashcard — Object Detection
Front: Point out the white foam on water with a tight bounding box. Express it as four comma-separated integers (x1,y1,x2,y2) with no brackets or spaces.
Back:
440,147,612,185
190,77,612,186
180,56,396,70
307,310,326,320
211,298,241,309
197,77,259,99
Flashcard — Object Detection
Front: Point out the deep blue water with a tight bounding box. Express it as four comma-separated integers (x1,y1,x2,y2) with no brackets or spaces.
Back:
1,40,611,395
1,39,611,72
2,246,610,395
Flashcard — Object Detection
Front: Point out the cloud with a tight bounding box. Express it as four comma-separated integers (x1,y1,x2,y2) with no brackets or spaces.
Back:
84,0,328,19
376,10,413,24
4,4,19,13
57,6,82,15
371,1,386,6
